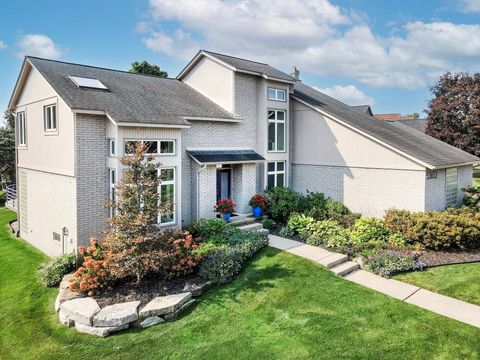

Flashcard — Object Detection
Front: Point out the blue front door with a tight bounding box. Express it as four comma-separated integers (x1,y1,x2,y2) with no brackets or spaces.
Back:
216,168,231,202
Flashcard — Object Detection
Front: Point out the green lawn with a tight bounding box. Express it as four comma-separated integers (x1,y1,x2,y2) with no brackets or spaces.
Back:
473,171,480,187
1,207,480,360
395,263,480,306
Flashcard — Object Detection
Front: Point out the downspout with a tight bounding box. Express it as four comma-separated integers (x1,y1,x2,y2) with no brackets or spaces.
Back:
196,164,207,221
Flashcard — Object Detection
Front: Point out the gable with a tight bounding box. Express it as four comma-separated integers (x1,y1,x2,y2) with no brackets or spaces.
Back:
16,66,58,107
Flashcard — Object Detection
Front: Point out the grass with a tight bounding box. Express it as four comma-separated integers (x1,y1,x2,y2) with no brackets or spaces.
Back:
395,263,480,306
473,170,480,187
1,207,480,359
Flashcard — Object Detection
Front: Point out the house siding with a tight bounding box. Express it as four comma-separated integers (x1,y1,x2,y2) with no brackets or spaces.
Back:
425,169,446,211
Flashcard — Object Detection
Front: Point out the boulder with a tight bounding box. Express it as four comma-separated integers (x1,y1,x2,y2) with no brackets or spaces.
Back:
139,292,192,319
164,299,196,320
183,279,213,297
93,301,141,327
140,316,165,328
58,310,74,327
75,322,128,337
60,297,100,326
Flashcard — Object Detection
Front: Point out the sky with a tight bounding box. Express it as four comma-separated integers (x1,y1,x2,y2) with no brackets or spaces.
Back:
0,0,479,120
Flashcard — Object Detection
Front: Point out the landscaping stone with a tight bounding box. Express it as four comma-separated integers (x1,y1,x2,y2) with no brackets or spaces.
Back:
55,274,84,312
139,292,192,319
140,316,165,328
60,297,100,326
58,310,74,327
75,322,128,337
92,301,140,327
164,299,196,320
183,279,213,297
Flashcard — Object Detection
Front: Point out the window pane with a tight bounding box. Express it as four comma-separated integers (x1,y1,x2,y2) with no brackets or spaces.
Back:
267,162,275,172
277,111,285,121
278,90,285,101
267,88,276,100
51,106,56,129
267,174,275,188
145,141,158,154
124,141,136,154
277,173,285,187
110,140,115,155
277,161,284,171
277,123,285,151
161,168,174,182
161,183,175,223
268,122,276,151
268,110,275,120
160,141,174,154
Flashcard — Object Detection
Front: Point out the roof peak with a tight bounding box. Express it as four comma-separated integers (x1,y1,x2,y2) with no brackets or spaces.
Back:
201,50,269,66
26,55,177,81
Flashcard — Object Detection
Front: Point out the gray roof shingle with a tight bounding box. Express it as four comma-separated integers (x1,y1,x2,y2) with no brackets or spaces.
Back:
352,105,373,116
27,57,236,126
202,50,296,82
293,82,479,168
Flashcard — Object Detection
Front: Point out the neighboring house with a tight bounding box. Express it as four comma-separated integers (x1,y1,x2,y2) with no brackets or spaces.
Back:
8,50,479,255
374,113,427,133
351,105,373,116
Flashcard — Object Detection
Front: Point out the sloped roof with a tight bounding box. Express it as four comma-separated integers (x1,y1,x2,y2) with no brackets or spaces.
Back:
352,105,373,116
293,82,479,168
178,50,296,83
23,57,236,126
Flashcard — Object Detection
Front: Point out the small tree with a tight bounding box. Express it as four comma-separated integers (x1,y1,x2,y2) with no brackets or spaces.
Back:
129,60,168,77
0,111,16,185
104,142,171,284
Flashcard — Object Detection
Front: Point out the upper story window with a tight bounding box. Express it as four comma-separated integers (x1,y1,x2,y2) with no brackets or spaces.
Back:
268,110,286,152
124,140,175,155
108,139,115,157
43,104,57,133
17,112,26,147
267,87,286,102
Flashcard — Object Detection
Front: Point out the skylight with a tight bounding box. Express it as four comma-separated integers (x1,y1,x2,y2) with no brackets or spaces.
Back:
69,76,108,90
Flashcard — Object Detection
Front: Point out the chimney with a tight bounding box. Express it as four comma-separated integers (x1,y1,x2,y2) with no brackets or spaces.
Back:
290,66,300,81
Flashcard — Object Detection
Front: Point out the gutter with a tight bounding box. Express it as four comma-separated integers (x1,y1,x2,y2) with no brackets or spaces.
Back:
196,164,208,221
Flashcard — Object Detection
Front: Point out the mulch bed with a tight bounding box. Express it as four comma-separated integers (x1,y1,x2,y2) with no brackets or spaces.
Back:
417,249,480,268
93,274,203,308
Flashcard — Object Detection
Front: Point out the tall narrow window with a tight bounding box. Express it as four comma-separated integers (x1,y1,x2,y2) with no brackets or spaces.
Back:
267,161,285,188
268,110,285,152
159,168,175,225
108,139,115,157
445,168,458,208
108,169,116,217
43,104,57,132
17,112,26,146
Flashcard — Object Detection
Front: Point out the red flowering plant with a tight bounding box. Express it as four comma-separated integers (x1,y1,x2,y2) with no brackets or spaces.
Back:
248,194,269,210
168,231,203,277
214,199,236,214
69,238,111,296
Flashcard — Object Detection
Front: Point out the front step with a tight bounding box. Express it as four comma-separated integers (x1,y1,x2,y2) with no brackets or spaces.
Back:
237,223,263,233
317,253,348,269
229,216,255,227
330,261,359,276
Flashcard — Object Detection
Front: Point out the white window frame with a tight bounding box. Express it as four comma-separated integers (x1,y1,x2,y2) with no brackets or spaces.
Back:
43,104,57,133
268,109,286,152
267,161,286,188
108,139,115,157
159,140,176,155
159,167,176,226
267,87,286,102
445,168,458,208
17,111,26,147
108,169,116,217
124,140,176,156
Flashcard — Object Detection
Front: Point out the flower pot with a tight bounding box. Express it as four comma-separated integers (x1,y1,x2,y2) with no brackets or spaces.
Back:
252,206,263,218
224,212,232,222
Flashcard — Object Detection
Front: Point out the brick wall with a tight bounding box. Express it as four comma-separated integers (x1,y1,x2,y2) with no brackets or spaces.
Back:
75,113,108,246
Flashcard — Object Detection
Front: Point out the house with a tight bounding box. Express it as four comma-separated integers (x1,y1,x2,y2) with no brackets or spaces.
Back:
8,50,479,255
374,113,427,132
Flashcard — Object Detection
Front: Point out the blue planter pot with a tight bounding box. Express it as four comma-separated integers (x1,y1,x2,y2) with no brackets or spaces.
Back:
224,212,232,222
252,206,263,218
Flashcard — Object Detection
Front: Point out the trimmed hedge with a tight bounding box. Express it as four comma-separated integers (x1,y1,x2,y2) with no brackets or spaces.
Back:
36,253,76,287
384,208,480,250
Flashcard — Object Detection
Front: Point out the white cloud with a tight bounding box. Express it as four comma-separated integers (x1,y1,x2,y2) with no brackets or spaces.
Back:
0,41,5,50
458,0,480,13
141,0,480,90
317,85,374,106
17,34,61,59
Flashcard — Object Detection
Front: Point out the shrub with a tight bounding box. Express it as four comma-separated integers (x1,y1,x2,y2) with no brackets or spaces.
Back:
264,187,301,223
192,242,226,258
187,218,241,245
387,232,407,248
262,218,276,230
462,185,480,210
306,220,349,250
349,218,390,247
278,225,295,238
36,253,76,287
69,256,111,296
233,232,268,259
299,191,328,220
325,199,361,227
0,191,5,207
363,250,425,278
168,231,203,278
384,208,480,250
287,213,315,239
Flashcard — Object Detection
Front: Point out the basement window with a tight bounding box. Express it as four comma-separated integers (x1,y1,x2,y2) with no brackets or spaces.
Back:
69,76,108,90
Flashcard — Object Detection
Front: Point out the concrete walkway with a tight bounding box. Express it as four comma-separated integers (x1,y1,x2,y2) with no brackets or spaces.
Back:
268,234,480,328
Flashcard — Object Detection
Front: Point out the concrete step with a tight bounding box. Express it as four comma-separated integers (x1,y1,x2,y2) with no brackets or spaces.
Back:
238,223,263,233
316,253,348,269
255,228,269,236
330,261,359,276
229,216,255,227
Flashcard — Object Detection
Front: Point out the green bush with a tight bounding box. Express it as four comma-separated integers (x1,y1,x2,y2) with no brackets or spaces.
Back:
36,253,76,287
305,220,349,250
278,225,295,238
262,218,276,230
187,219,241,245
384,208,480,250
192,242,226,258
287,213,315,239
325,199,361,227
462,185,480,210
363,250,425,278
264,187,301,223
299,191,328,220
349,218,390,247
0,191,5,207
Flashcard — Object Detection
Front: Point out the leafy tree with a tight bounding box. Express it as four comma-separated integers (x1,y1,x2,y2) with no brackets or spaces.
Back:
129,60,168,77
0,111,16,184
425,72,480,156
403,112,420,119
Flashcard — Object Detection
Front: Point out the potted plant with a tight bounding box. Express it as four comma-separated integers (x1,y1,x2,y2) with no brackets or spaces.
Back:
214,199,236,222
249,194,268,218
